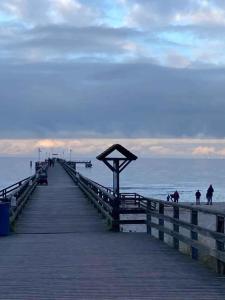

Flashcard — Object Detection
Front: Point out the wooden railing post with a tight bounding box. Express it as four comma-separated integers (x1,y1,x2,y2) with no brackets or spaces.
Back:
173,206,179,250
159,203,164,241
191,209,198,260
146,200,152,235
216,215,225,274
111,196,120,232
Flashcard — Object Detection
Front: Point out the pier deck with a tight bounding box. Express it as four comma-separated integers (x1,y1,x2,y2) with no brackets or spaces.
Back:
0,164,225,299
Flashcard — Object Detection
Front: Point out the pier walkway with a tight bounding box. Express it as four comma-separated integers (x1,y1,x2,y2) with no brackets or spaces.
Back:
0,164,225,299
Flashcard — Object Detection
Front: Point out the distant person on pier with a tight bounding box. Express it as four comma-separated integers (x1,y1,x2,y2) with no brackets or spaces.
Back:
167,194,170,201
206,184,214,205
195,190,201,205
171,191,179,203
174,190,180,203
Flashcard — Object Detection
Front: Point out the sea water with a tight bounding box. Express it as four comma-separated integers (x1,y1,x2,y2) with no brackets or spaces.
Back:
0,157,225,202
78,158,225,203
0,157,35,191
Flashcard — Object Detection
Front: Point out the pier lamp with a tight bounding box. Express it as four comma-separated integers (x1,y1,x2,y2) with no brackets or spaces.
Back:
96,144,138,195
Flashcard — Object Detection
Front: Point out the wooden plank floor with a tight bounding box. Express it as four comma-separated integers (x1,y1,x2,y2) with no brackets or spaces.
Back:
0,163,225,299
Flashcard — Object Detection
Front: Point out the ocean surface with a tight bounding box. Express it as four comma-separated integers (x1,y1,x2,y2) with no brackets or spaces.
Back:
0,157,35,189
1,157,225,203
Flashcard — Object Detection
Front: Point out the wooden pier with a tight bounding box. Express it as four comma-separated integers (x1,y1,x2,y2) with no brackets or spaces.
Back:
0,163,225,299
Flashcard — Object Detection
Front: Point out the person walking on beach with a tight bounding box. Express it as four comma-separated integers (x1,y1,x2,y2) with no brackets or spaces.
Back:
167,194,170,201
195,190,201,205
173,190,180,203
206,184,214,205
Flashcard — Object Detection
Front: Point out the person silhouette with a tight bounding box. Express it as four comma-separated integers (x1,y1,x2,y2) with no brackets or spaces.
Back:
206,185,214,205
195,190,201,205
173,190,180,203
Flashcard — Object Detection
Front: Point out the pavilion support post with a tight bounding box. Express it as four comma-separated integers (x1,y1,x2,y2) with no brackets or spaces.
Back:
113,160,120,196
111,196,120,232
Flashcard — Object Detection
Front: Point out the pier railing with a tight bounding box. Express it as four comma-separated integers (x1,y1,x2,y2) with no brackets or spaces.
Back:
146,198,225,274
0,176,34,199
10,175,38,224
61,161,148,230
61,160,225,274
0,175,38,225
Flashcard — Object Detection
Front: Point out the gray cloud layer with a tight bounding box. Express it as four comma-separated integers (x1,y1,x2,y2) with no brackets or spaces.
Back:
0,61,225,138
0,0,225,139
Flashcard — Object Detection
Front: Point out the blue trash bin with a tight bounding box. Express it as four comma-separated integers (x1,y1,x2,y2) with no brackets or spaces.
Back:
0,202,10,236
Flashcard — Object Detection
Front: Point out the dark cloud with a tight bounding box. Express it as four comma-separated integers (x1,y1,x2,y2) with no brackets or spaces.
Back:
23,25,140,53
0,25,146,62
0,61,225,138
0,0,225,141
168,24,225,39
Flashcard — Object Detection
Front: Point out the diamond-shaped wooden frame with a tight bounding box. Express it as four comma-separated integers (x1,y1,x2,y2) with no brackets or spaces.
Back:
96,144,138,173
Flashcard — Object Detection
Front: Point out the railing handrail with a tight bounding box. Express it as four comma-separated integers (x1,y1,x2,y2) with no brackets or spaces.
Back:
0,175,36,198
61,161,118,225
69,160,91,163
144,197,225,217
79,174,116,200
9,176,38,224
64,162,116,200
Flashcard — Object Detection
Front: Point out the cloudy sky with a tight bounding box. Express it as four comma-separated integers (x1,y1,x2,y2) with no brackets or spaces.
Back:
1,0,225,157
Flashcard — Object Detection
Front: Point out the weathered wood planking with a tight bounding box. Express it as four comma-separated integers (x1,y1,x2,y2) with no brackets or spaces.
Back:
0,163,224,299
